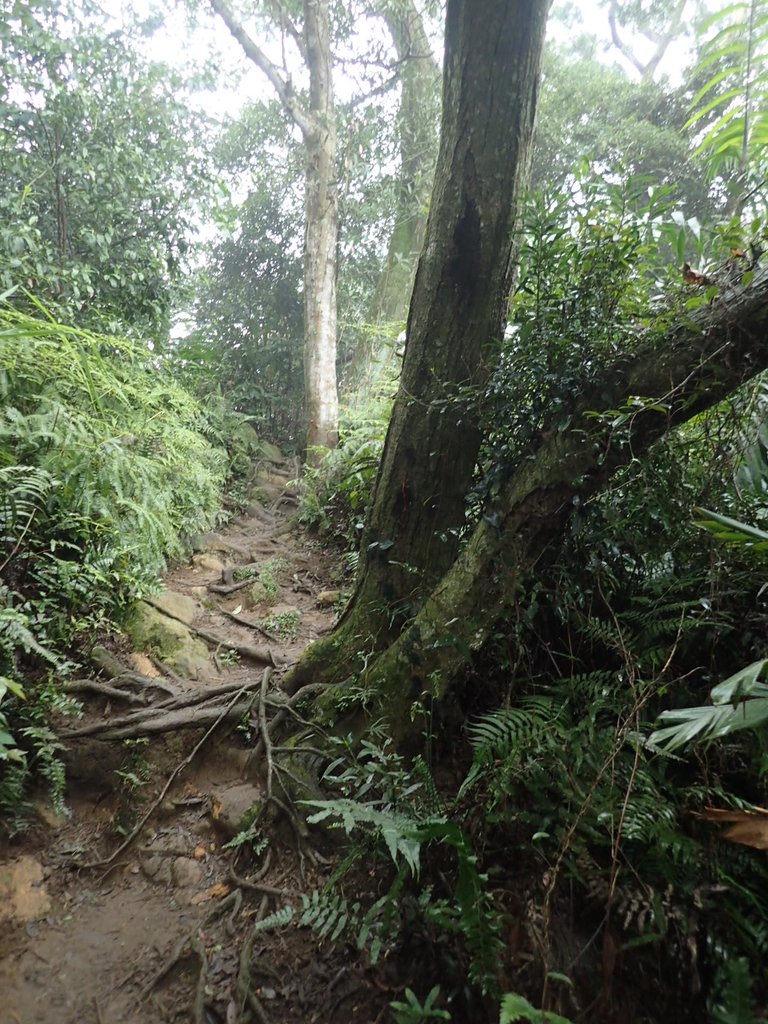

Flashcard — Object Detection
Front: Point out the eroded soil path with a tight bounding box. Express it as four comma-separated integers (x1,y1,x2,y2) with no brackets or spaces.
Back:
0,453,391,1024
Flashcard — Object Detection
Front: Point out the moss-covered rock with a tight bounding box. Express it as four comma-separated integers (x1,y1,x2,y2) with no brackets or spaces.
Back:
258,439,284,463
126,601,210,678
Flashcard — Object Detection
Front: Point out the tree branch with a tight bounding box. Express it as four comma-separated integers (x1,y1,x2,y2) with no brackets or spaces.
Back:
608,0,688,80
210,0,315,139
269,0,308,65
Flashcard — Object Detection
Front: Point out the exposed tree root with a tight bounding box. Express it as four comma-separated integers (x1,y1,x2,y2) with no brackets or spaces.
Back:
74,700,255,740
221,562,261,585
222,608,281,643
63,679,148,704
138,888,243,1003
78,676,263,869
141,596,277,663
90,645,180,696
191,624,278,666
190,934,209,1024
208,577,256,596
245,502,276,526
61,677,265,739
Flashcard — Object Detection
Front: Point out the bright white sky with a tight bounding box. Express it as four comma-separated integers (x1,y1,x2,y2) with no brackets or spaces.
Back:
114,0,701,125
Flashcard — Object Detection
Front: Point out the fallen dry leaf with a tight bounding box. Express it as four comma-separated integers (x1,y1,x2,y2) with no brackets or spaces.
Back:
193,845,207,860
696,806,768,850
190,882,231,906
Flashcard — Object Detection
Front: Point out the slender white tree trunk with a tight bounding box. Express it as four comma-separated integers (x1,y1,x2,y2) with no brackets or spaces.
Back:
210,0,340,456
304,0,338,454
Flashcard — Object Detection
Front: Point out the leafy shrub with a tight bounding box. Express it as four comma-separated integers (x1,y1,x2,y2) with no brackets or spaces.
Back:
298,392,391,552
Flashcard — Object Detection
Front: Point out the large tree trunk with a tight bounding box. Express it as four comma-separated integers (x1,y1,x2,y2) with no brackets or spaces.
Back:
303,0,339,453
285,0,552,691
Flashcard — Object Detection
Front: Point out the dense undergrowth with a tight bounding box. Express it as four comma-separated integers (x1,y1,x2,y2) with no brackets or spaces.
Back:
0,306,252,828
289,179,768,1022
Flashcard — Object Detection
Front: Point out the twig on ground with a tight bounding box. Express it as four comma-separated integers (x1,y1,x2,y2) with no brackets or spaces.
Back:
222,608,280,644
138,889,242,1003
235,895,270,1024
247,681,328,768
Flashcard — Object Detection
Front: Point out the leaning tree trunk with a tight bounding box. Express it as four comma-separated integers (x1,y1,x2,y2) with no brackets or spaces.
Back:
351,0,441,391
344,266,768,742
285,0,552,691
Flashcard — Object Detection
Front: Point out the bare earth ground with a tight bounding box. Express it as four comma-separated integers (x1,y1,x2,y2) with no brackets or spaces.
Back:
0,455,395,1024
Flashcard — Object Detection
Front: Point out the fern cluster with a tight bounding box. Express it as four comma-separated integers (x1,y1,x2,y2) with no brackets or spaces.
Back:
0,307,231,827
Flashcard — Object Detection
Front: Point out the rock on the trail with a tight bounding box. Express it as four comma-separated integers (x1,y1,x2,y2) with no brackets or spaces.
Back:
126,602,210,679
257,439,284,464
127,651,161,676
140,854,172,885
171,856,206,888
0,856,51,923
191,552,227,574
151,589,198,625
211,783,262,838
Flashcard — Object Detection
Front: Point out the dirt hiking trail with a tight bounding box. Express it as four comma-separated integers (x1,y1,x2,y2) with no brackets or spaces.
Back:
0,452,394,1024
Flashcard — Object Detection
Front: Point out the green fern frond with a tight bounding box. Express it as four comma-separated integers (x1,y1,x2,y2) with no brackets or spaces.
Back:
251,905,294,933
499,992,572,1024
461,698,561,797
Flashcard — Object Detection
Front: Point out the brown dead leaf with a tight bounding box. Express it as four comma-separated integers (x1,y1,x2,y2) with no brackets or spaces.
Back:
193,845,207,860
696,806,768,850
190,882,231,906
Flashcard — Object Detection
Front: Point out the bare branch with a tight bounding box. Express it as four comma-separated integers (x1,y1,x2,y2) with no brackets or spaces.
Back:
210,0,315,138
269,0,308,64
608,0,688,80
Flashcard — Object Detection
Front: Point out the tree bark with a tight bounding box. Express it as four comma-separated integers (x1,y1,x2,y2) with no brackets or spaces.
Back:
284,0,552,690
288,260,768,709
